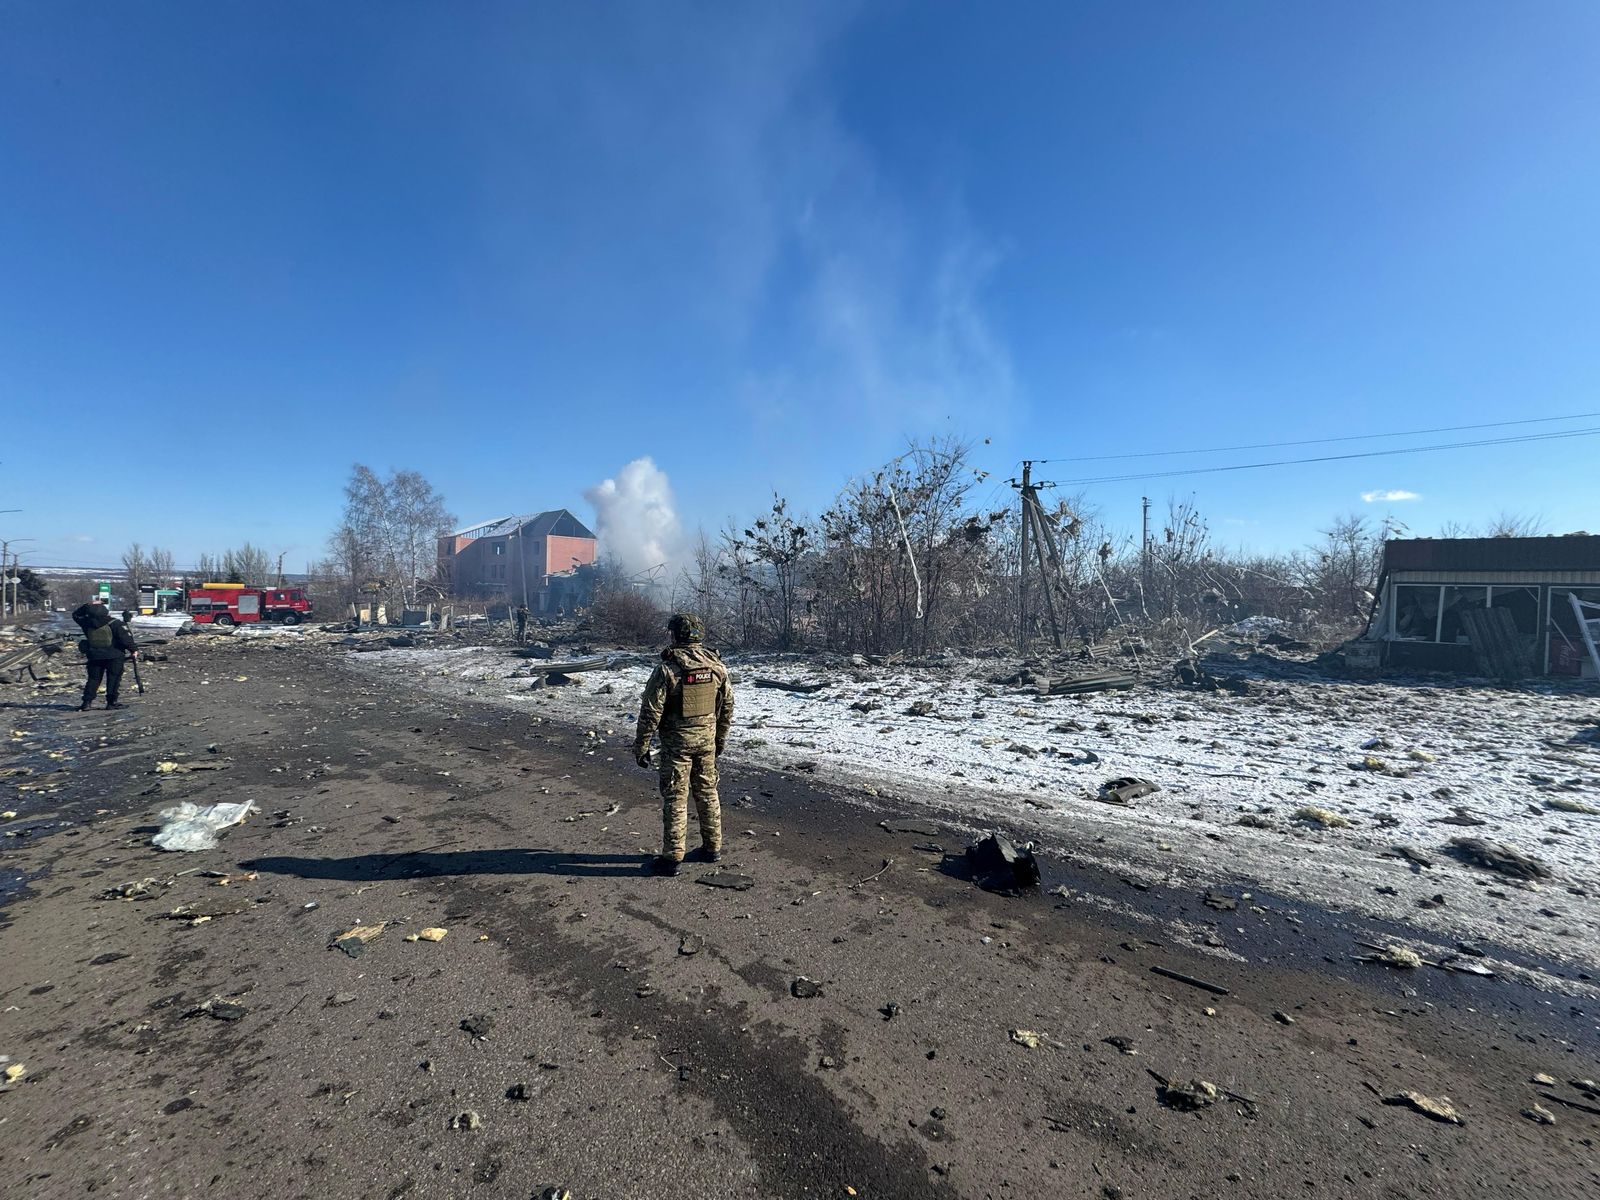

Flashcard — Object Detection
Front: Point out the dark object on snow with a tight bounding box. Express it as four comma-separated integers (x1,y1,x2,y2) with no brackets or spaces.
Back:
964,834,1040,893
697,871,755,891
1445,837,1552,880
1149,965,1230,996
1202,891,1237,912
880,818,940,836
1392,844,1434,869
1173,660,1249,694
460,1014,494,1040
754,677,828,694
1099,776,1159,805
1043,671,1135,696
791,977,823,999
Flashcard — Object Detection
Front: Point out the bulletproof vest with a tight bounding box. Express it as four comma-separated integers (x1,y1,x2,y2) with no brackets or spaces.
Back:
85,623,114,651
665,648,719,720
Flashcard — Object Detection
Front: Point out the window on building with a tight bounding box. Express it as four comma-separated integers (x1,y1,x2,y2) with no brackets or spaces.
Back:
493,542,505,556
1392,585,1441,641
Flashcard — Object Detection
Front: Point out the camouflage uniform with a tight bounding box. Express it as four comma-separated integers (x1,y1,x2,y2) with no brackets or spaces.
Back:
633,619,733,863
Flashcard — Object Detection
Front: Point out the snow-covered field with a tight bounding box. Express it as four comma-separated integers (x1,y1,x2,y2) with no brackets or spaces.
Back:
351,643,1600,975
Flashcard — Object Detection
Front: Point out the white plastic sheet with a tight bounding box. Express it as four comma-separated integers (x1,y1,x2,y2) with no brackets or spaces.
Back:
152,800,256,852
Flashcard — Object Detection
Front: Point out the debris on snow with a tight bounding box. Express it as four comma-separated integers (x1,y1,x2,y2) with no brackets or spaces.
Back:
1445,837,1552,880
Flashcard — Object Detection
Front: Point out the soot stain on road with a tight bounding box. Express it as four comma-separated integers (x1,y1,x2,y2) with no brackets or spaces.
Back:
470,881,964,1200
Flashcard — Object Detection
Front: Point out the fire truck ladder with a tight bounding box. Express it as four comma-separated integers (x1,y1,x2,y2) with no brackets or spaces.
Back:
1570,592,1600,679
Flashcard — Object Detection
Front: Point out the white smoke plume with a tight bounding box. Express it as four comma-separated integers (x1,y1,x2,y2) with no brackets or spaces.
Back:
585,457,685,579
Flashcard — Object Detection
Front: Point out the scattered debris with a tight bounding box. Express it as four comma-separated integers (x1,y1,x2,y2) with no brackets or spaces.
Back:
791,977,823,999
331,922,388,958
1382,1091,1463,1125
450,1110,482,1130
1392,845,1434,868
1158,1077,1221,1110
1150,966,1230,996
1355,942,1423,969
1045,672,1136,696
1099,776,1160,805
753,677,828,694
190,998,247,1022
1009,1029,1042,1049
403,927,448,943
677,934,702,956
327,992,357,1006
460,1014,493,1040
1294,806,1351,829
1202,891,1237,912
1102,1036,1137,1055
880,818,940,836
1271,1010,1295,1025
152,801,256,852
4,1063,26,1083
1544,796,1599,815
154,760,231,775
1521,1103,1557,1125
1446,837,1552,880
697,872,755,891
964,834,1040,894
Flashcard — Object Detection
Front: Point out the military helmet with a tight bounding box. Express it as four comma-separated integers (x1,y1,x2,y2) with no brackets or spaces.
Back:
666,612,704,644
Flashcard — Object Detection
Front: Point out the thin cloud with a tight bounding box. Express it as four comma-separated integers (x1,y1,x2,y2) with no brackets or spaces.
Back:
1361,489,1421,503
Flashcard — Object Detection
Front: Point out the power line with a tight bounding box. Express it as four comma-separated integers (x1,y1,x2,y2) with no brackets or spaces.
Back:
1052,425,1600,486
1033,410,1600,465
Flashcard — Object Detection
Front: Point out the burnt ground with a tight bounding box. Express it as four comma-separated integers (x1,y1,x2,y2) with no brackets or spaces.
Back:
1,633,1597,1200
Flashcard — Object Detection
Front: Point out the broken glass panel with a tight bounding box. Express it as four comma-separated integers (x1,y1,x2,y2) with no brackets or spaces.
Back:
1392,584,1441,641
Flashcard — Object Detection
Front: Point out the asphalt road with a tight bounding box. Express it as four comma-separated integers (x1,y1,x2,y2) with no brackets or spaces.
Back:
1,632,1597,1199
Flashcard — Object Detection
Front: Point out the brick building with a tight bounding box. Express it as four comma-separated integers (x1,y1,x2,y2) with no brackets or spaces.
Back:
437,510,598,611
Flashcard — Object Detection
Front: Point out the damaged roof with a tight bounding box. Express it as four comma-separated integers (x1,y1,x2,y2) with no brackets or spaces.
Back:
1383,535,1600,573
451,510,596,542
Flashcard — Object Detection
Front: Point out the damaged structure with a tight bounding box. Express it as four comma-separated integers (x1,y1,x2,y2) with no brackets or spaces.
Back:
436,510,598,610
1366,535,1600,677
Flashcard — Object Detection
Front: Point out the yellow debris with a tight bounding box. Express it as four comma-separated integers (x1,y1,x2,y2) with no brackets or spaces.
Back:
1009,1029,1041,1049
404,927,448,943
1295,806,1352,828
4,1063,24,1083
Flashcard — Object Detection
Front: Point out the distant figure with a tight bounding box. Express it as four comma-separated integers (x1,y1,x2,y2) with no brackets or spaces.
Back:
514,604,529,644
633,613,734,876
72,602,138,711
121,608,135,629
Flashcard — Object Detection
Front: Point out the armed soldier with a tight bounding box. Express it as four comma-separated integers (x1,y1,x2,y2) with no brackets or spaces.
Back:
72,601,138,711
633,612,734,876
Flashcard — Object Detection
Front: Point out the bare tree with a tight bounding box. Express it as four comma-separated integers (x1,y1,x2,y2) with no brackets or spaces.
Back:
120,543,148,598
1483,510,1546,538
148,546,175,583
335,464,454,611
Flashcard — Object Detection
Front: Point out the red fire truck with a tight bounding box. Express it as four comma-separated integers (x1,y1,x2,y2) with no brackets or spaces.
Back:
186,583,314,626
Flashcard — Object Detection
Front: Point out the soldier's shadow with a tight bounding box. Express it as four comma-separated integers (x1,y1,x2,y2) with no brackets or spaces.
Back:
244,848,651,881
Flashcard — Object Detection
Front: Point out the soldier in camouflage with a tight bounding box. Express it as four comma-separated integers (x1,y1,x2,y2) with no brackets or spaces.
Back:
633,612,734,876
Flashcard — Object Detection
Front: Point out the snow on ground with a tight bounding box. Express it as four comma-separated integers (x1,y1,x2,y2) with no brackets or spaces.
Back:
351,643,1600,973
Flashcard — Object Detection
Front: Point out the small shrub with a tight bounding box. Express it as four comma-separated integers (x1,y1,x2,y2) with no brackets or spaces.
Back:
590,588,665,645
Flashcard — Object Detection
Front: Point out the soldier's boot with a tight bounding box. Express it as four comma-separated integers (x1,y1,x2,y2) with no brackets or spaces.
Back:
650,856,680,876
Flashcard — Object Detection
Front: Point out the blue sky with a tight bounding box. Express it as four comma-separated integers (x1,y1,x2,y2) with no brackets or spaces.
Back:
4,2,1598,571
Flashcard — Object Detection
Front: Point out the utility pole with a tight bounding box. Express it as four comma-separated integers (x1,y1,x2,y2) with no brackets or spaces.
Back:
1016,461,1031,655
1141,496,1151,602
